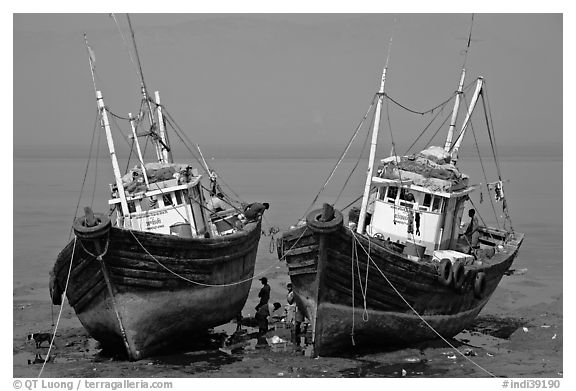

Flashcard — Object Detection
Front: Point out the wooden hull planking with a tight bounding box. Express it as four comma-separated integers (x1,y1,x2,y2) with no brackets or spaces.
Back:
280,221,523,356
53,221,261,360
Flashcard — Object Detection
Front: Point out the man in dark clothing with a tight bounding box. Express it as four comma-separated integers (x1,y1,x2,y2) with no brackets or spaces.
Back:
464,209,480,250
255,277,271,311
244,202,270,222
255,302,281,335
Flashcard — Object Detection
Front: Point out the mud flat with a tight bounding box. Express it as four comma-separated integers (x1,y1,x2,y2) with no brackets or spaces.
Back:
13,272,562,378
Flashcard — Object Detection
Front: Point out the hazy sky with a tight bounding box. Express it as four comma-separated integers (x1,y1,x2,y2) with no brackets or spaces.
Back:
13,12,562,158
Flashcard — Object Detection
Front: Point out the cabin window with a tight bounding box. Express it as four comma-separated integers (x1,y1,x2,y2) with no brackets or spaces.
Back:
432,196,443,212
174,190,183,205
386,186,398,203
190,186,200,200
140,196,159,211
128,201,136,213
423,193,432,208
163,193,173,206
399,188,416,207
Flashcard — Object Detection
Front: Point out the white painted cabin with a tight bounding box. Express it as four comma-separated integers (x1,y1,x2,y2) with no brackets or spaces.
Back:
108,173,217,238
367,176,476,257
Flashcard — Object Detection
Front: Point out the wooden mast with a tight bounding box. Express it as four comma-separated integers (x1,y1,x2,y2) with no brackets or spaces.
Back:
97,91,130,216
446,14,475,153
450,77,483,163
444,68,466,151
129,112,150,188
357,66,388,234
155,91,173,163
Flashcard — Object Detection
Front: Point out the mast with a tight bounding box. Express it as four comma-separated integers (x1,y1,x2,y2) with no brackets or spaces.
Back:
357,66,388,235
129,113,150,188
446,14,475,152
155,91,172,163
450,77,483,163
444,68,466,151
97,91,130,215
126,14,169,164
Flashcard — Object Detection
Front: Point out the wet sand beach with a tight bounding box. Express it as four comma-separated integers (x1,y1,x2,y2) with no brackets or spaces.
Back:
13,250,562,378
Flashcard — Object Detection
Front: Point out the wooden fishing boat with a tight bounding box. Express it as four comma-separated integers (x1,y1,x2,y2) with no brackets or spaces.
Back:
277,23,524,356
49,15,262,360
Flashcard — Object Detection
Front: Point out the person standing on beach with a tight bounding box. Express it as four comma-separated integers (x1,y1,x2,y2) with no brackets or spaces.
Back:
255,302,282,335
286,282,305,335
286,283,296,324
255,277,270,311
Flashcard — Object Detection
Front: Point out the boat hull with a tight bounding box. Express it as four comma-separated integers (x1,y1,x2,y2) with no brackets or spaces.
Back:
52,220,261,360
279,216,523,356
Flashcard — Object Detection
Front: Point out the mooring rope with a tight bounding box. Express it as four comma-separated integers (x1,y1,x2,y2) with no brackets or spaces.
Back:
128,225,310,287
348,228,497,377
38,237,77,378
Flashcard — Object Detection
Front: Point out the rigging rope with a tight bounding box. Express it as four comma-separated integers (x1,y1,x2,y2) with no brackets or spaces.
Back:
38,239,76,377
384,90,454,116
40,105,117,377
158,104,246,205
348,228,498,378
456,90,502,230
128,225,310,288
338,194,363,213
333,98,375,207
299,94,378,223
482,83,515,234
109,13,141,86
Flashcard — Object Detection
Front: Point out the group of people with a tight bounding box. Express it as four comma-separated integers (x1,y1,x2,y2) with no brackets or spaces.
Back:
236,276,306,337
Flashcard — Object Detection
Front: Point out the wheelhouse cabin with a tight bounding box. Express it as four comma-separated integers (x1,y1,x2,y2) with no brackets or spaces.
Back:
364,146,478,260
108,162,238,239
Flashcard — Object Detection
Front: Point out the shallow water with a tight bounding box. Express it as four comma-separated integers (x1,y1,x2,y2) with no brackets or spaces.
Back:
13,151,563,377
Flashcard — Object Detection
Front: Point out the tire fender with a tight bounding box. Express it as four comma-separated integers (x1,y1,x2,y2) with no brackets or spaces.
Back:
73,213,111,240
452,260,466,291
437,258,453,287
306,208,343,234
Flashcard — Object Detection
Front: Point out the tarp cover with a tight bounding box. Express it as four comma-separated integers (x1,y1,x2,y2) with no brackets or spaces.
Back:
378,147,468,192
121,162,192,193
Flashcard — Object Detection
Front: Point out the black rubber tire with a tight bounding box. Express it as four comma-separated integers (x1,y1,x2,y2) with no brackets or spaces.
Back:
437,258,453,287
452,260,466,291
474,271,487,299
306,208,343,234
73,212,111,240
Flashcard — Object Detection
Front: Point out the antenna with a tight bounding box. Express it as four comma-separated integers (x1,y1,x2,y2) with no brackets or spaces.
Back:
444,14,475,152
462,14,475,69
